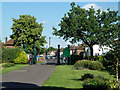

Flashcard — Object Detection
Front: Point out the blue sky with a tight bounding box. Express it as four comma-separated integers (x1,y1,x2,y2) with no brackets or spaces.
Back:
1,2,119,48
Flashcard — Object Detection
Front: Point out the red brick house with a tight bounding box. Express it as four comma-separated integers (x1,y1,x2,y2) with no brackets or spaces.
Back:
3,37,15,48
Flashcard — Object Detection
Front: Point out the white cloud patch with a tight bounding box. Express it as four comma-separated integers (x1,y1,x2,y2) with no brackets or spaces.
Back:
41,21,48,24
82,3,102,11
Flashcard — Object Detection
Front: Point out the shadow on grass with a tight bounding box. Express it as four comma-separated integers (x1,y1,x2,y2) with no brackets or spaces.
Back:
1,82,87,90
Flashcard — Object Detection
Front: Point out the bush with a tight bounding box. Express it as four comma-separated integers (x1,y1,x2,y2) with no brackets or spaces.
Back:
2,47,28,64
2,47,22,63
83,78,109,89
80,73,95,81
14,51,28,64
71,54,81,65
74,60,103,70
87,56,104,62
82,76,120,89
2,63,15,68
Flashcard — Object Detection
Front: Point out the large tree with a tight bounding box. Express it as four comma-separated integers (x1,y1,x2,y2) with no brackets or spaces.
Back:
101,21,120,81
10,15,47,54
53,2,118,59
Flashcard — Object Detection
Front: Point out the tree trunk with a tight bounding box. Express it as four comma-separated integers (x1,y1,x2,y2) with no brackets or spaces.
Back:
90,46,93,60
116,58,118,82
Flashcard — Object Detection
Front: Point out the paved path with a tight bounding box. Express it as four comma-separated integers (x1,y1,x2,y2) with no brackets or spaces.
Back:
2,63,56,89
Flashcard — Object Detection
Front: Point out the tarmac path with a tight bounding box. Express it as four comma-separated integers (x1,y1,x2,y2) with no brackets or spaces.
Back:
2,59,57,89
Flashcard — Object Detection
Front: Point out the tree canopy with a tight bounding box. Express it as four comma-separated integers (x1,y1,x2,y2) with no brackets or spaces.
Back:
10,15,47,54
53,2,118,58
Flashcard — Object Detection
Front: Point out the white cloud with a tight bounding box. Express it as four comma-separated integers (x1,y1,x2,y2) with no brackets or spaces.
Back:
82,3,102,11
41,21,48,24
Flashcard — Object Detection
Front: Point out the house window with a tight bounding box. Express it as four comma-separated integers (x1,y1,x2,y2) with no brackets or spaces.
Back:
95,53,98,56
95,53,99,56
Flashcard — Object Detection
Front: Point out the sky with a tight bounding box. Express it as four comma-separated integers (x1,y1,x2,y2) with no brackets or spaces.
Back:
1,1,119,48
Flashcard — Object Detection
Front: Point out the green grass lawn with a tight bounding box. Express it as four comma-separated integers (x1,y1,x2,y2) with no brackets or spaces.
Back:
43,65,116,89
0,64,29,74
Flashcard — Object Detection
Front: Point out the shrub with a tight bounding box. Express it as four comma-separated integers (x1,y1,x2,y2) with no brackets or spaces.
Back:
71,54,81,65
2,63,15,68
87,56,104,62
82,77,120,89
80,73,95,81
13,51,28,64
2,47,22,63
74,60,103,70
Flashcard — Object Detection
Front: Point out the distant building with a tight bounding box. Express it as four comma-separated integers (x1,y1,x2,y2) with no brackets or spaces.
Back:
70,44,87,55
2,37,15,48
88,45,111,56
50,51,57,56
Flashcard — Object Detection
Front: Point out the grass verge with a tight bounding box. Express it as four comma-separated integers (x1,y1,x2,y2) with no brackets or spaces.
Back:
43,65,116,89
0,64,29,74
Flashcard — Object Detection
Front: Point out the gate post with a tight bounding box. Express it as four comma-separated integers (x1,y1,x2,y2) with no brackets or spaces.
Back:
34,44,37,64
57,44,60,65
68,45,71,65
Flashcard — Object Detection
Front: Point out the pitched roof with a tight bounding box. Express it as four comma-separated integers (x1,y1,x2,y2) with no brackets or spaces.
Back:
70,45,84,50
4,39,14,45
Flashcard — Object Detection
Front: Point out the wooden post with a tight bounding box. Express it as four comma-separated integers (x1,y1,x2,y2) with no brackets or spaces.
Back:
34,44,37,64
57,44,60,65
68,45,70,65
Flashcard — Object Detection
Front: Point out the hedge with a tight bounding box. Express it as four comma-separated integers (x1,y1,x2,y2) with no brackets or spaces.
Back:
2,47,28,64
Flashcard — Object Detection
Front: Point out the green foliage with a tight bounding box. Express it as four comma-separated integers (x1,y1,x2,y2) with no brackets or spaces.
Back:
71,54,81,65
2,63,15,68
74,60,103,70
87,56,104,62
2,47,22,63
82,76,120,89
103,50,118,67
14,51,28,64
47,47,57,52
10,15,47,54
103,50,120,78
80,73,95,81
53,2,118,58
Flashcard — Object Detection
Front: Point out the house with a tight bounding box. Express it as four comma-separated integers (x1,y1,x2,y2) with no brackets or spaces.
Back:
59,44,88,59
70,44,87,55
50,51,57,56
87,44,111,56
3,37,15,48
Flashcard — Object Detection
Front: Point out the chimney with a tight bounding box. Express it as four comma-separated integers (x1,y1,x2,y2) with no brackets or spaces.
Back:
5,37,7,43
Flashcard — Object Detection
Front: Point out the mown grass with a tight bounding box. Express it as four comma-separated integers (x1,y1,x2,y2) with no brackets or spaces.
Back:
0,64,29,74
43,65,116,89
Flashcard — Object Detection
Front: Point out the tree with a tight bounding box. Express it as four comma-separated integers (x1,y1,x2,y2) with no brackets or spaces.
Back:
10,15,47,54
101,21,120,81
53,2,118,60
47,47,57,52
